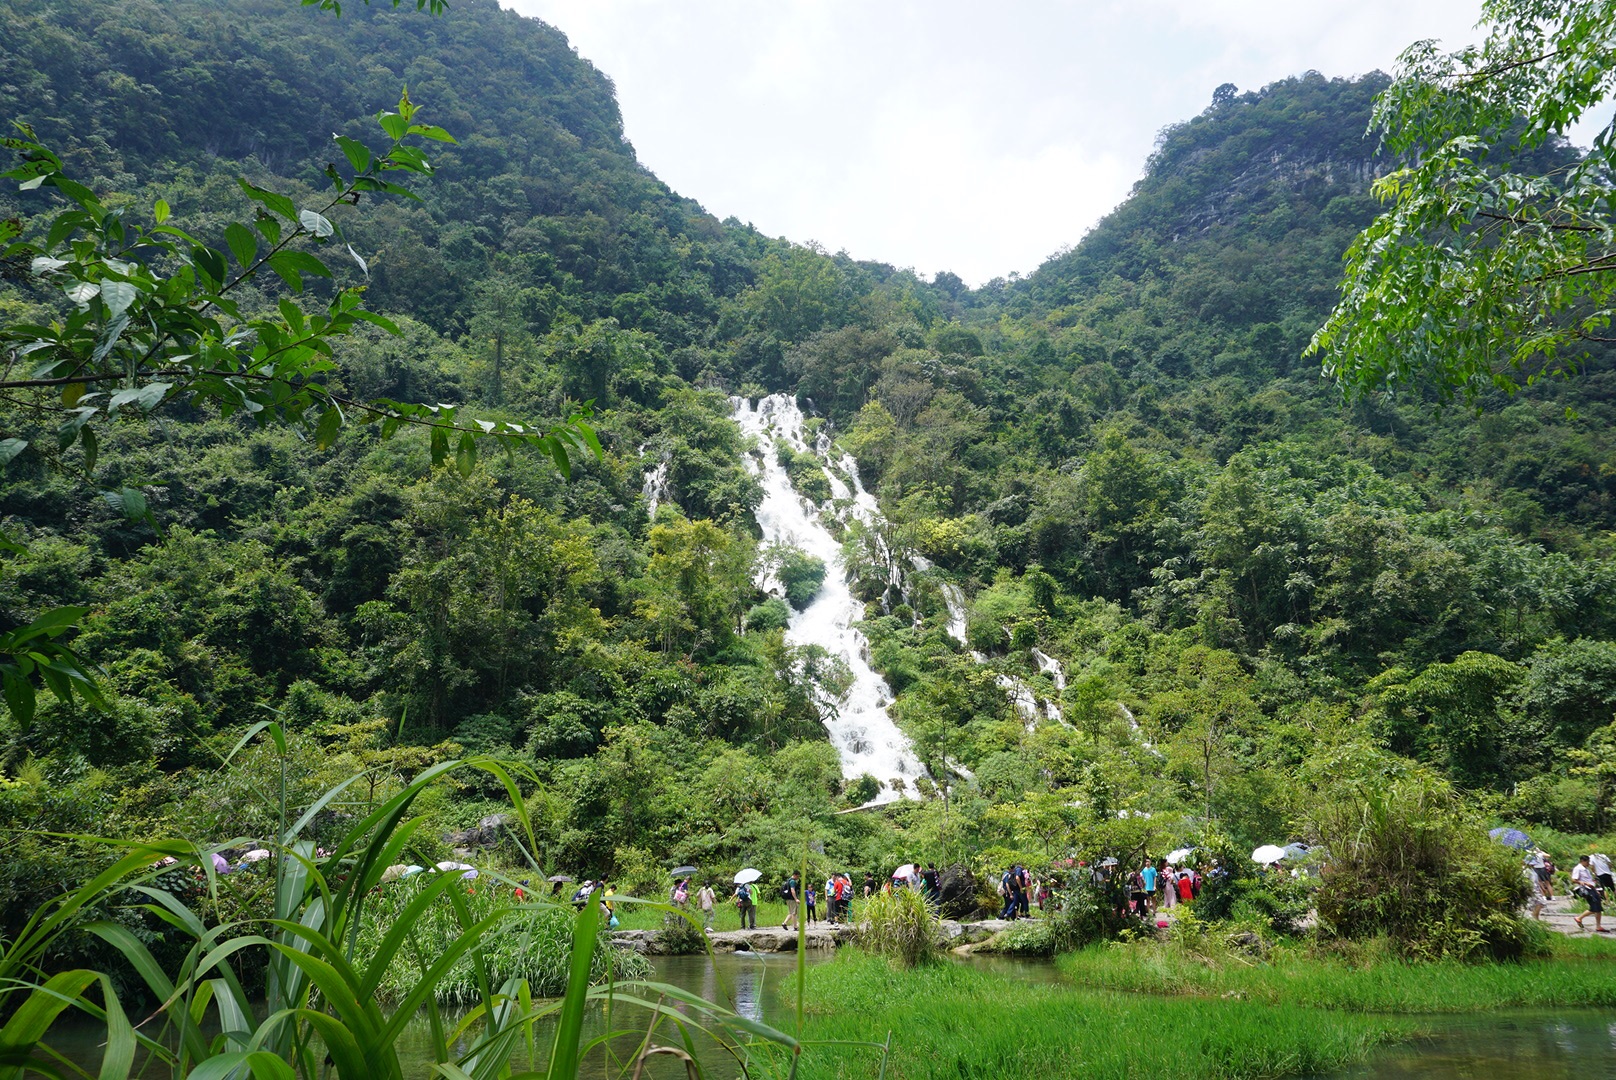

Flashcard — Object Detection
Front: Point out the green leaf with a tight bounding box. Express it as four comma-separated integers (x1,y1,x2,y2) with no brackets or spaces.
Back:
98,280,137,318
0,438,25,467
80,424,97,472
1,669,35,728
153,198,169,224
334,135,372,174
0,969,98,1061
455,431,476,477
405,123,457,143
119,487,149,523
314,407,341,450
237,178,298,221
193,244,228,286
429,425,449,465
224,222,258,270
107,383,171,416
377,111,409,142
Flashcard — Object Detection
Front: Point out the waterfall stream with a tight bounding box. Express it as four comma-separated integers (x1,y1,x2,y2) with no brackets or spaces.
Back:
732,394,922,801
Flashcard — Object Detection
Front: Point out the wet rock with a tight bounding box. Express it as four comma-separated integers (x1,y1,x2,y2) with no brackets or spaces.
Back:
937,864,984,920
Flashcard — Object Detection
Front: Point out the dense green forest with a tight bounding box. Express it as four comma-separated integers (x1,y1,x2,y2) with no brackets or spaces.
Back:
4,0,1615,937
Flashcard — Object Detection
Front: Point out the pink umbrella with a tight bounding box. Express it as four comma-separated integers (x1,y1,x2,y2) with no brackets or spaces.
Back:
211,853,229,873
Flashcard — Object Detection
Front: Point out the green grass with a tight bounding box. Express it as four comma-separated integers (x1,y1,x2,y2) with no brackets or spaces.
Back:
1055,934,1616,1013
792,951,1413,1080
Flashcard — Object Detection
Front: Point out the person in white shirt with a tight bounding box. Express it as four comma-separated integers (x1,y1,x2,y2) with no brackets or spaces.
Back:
696,882,716,930
1571,856,1606,932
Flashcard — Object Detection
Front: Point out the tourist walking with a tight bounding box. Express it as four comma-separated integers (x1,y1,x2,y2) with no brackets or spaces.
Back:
735,880,757,929
805,883,818,924
781,872,801,930
1140,861,1158,914
697,881,716,930
1572,855,1607,933
1533,852,1556,901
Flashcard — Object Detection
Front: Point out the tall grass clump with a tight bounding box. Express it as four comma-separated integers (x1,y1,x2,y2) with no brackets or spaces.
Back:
350,878,650,1003
1306,768,1535,960
859,887,938,967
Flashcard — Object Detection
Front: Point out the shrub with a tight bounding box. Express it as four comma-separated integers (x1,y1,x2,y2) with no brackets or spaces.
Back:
1306,772,1536,960
746,597,791,632
776,548,828,609
860,888,938,967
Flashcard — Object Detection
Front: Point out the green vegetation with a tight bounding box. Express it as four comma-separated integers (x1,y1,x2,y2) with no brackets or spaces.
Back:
798,951,1413,1080
857,887,938,967
1311,0,1616,401
1057,934,1616,1013
5,0,1616,1072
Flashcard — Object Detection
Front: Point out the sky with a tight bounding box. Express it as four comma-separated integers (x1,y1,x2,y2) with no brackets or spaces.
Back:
498,0,1599,286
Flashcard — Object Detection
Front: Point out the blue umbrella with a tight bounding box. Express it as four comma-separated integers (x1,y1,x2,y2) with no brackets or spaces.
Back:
1489,827,1533,850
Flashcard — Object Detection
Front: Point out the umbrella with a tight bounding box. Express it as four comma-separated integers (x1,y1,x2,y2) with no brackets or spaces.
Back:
211,853,230,873
670,865,699,878
1099,857,1118,867
733,868,762,885
893,863,916,879
1489,827,1533,850
436,860,476,880
401,865,426,877
1165,847,1195,863
1251,844,1287,863
380,864,410,883
547,874,576,884
241,849,272,863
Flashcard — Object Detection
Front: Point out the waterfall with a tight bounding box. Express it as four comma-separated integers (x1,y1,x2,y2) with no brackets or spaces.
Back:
638,443,672,516
732,394,922,801
924,561,1065,727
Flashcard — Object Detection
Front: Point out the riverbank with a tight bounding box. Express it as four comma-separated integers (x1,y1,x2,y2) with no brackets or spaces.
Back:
611,917,1021,954
1054,932,1616,1012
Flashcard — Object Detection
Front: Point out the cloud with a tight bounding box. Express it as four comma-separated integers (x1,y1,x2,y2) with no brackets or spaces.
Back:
503,0,1487,284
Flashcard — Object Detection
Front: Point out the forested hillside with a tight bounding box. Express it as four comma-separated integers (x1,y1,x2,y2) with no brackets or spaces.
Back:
4,0,1615,933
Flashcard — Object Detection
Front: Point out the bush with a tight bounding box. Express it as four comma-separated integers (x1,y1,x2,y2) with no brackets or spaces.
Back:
1306,772,1536,960
776,548,828,609
1048,870,1132,953
860,888,938,967
746,597,791,632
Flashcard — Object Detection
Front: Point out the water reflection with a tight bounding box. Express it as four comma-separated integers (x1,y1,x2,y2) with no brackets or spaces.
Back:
1315,1010,1616,1079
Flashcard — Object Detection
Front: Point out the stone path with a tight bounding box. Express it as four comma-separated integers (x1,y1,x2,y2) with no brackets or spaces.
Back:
1534,892,1613,936
612,918,1017,954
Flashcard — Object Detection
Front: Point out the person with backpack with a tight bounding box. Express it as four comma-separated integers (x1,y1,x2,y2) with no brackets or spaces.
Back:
781,872,801,930
1016,865,1031,918
697,880,717,930
735,880,756,929
805,881,818,924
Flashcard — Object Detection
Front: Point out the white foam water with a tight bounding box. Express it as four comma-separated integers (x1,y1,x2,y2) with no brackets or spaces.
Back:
732,393,922,801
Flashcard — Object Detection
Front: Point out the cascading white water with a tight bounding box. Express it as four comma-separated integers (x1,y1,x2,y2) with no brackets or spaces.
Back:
732,394,922,801
929,568,1063,727
638,443,672,516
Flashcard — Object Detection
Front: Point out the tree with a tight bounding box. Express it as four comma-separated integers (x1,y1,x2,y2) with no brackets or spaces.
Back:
0,89,597,725
1308,0,1616,401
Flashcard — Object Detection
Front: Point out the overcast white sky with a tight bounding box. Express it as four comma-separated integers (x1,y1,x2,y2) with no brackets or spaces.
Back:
497,1,1595,286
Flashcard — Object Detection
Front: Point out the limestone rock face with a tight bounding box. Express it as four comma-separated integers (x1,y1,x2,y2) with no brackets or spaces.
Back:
937,864,983,920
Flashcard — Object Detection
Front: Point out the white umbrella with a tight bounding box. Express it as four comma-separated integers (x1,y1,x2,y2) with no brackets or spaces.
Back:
241,849,272,863
892,863,916,879
733,868,762,885
1251,844,1287,863
1166,847,1194,863
380,864,411,883
436,860,476,880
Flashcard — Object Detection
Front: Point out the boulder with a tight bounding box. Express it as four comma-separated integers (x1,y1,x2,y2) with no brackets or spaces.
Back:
937,864,983,920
